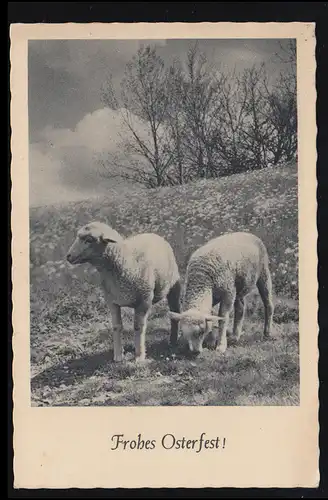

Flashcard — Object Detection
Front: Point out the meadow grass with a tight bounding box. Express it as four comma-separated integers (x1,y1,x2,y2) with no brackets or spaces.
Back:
30,162,299,406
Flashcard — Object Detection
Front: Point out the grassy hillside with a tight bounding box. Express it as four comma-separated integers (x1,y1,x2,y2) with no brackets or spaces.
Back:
30,162,299,406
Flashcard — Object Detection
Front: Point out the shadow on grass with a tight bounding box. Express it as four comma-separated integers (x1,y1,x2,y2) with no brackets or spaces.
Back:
31,331,191,390
31,350,115,389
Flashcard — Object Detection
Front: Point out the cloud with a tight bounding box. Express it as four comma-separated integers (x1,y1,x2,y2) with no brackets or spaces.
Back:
41,107,150,152
30,107,150,206
29,145,89,206
75,108,130,152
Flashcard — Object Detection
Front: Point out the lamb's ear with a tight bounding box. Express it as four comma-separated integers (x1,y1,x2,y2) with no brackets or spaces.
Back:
205,315,225,327
100,234,118,244
168,311,183,321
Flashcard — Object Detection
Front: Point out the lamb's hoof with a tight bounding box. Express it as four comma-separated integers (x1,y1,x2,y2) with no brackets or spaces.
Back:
217,343,227,354
113,349,125,363
135,355,148,364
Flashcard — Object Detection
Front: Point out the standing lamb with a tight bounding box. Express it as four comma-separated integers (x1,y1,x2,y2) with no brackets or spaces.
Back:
66,221,181,362
169,231,274,355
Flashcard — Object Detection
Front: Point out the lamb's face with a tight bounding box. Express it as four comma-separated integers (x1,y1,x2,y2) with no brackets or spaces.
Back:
169,310,223,356
179,317,208,355
66,222,119,265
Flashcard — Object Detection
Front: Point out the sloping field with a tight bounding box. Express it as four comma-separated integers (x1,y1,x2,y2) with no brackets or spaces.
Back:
30,163,299,406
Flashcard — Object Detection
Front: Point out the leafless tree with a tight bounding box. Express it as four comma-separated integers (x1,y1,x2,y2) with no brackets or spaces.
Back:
100,45,174,188
214,62,297,173
99,42,297,188
177,44,225,180
273,39,297,67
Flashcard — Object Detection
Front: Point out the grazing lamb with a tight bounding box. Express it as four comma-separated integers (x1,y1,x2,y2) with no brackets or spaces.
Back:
66,221,181,362
169,232,274,355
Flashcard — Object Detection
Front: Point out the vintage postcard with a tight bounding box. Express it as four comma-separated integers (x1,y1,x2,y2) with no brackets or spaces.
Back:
11,22,318,488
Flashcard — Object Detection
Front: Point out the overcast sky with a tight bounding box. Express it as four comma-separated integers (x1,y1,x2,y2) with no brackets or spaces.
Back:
28,38,295,207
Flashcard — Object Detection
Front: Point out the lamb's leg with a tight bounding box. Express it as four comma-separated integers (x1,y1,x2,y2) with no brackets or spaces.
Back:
109,303,124,362
233,297,246,341
167,280,181,346
134,305,150,362
216,294,235,354
257,269,274,338
204,303,220,350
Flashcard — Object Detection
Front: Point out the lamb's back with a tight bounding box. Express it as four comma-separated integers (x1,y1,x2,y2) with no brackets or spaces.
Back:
188,232,268,283
124,233,179,283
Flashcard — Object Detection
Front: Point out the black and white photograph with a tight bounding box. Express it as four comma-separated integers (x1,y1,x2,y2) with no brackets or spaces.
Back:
28,36,300,407
11,19,319,489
